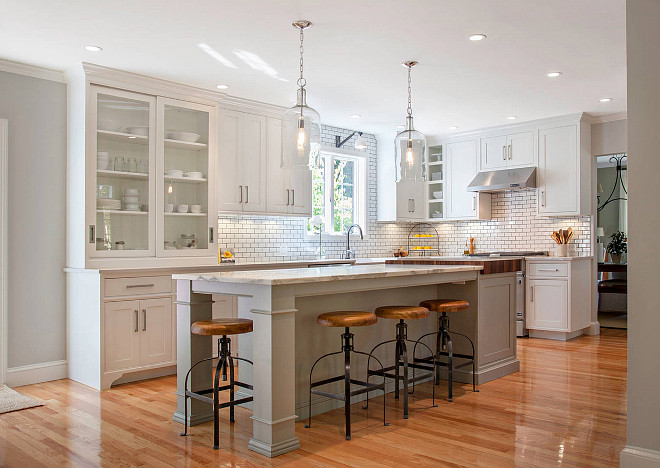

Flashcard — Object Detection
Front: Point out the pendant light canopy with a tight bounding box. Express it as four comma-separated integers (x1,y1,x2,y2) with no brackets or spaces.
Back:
281,20,321,170
394,61,427,182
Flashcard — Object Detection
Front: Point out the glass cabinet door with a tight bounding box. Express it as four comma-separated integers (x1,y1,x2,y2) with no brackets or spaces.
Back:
91,86,156,257
157,97,216,257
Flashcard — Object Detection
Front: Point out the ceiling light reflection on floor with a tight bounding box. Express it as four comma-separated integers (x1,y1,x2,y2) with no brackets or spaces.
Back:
197,43,238,69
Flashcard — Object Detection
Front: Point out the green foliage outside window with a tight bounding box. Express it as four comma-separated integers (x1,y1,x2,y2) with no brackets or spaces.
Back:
309,154,357,234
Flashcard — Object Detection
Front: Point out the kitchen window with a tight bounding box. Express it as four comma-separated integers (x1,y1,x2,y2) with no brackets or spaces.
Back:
308,150,367,236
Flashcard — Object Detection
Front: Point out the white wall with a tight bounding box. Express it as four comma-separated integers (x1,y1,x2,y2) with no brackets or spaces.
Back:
621,0,660,466
0,70,67,371
592,119,627,156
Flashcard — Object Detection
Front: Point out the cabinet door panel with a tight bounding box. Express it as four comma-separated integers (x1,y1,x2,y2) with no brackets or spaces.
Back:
290,169,312,215
104,300,141,372
527,279,568,330
218,109,243,212
479,276,516,364
266,117,290,214
538,125,578,215
139,297,173,366
446,140,478,219
480,135,507,170
242,113,267,212
507,131,534,166
396,181,424,220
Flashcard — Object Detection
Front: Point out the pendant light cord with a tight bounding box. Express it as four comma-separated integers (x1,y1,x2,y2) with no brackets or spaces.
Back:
407,65,413,117
298,27,306,90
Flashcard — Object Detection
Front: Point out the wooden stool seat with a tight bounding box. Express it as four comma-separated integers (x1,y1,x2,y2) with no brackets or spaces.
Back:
419,299,469,313
191,318,253,336
598,279,627,295
317,311,377,327
375,305,429,320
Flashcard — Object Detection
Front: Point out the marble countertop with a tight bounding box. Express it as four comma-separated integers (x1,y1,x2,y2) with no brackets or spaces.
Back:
173,263,483,286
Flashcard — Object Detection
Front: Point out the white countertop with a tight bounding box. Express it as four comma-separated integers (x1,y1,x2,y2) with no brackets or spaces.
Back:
173,263,483,286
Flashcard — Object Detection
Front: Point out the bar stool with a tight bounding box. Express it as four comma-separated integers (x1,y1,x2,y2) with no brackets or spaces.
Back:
180,318,254,450
366,305,436,419
306,311,388,440
415,299,478,402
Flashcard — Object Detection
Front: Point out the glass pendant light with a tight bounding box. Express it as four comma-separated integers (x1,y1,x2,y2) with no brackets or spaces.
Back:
394,61,427,182
282,20,321,170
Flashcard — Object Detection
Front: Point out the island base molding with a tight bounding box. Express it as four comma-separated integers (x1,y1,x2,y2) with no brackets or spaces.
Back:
621,446,660,468
172,409,214,427
248,437,301,458
529,328,586,341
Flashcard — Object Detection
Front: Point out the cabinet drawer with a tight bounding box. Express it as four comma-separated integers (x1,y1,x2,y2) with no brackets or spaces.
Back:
527,262,568,278
105,276,172,297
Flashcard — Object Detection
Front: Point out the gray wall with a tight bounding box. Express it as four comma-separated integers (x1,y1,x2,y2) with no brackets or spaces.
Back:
0,71,67,368
592,119,627,156
624,0,660,463
597,167,622,240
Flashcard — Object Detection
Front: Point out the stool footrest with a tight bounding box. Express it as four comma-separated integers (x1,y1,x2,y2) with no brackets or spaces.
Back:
368,366,433,384
310,374,345,389
311,378,386,402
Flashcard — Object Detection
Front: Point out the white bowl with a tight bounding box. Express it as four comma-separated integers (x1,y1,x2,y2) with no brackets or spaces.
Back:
97,152,110,158
164,204,174,213
123,203,140,211
97,159,109,170
98,120,121,132
190,204,202,213
123,188,139,195
123,195,140,204
431,172,443,181
167,131,201,143
127,126,149,136
184,171,204,179
165,169,183,178
433,191,443,199
176,204,189,213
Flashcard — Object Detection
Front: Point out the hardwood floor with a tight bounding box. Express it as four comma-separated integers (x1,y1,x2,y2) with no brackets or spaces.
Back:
0,329,627,467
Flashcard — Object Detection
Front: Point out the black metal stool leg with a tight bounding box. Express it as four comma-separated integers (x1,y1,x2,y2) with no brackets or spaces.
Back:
228,354,236,423
444,330,453,402
213,354,226,450
394,340,401,400
401,339,409,419
343,327,352,440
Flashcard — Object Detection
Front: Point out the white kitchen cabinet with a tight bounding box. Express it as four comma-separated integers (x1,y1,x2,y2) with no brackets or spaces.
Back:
266,117,312,216
104,300,141,372
218,109,267,213
480,131,534,170
139,297,174,366
537,119,591,216
445,140,491,220
525,258,591,340
396,181,425,220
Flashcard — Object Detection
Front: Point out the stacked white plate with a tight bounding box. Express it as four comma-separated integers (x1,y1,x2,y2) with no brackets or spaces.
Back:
184,171,204,179
97,198,121,210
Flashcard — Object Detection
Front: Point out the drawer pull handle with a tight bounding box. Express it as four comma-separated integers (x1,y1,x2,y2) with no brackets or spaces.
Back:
530,286,534,302
291,189,295,206
538,268,559,272
286,189,290,205
134,310,139,332
239,185,243,203
126,283,155,289
142,309,147,331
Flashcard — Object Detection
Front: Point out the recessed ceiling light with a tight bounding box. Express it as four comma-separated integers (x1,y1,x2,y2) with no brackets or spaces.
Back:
506,116,518,120
449,126,459,130
599,97,613,102
216,84,229,90
84,45,103,52
350,114,362,119
547,72,562,78
469,34,487,41
128,136,136,139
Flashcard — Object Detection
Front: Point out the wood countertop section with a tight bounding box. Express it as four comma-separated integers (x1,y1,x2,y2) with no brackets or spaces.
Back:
386,257,522,275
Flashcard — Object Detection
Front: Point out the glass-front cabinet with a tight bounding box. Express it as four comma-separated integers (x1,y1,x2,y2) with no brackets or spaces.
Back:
87,85,216,262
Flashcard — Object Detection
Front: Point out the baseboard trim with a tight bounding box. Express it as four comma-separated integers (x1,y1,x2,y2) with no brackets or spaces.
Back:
621,446,660,468
6,360,68,387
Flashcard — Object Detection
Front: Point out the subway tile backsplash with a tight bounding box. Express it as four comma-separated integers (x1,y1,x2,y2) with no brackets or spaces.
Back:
218,125,591,262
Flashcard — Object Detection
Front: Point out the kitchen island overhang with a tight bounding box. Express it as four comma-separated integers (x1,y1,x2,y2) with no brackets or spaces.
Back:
173,263,519,457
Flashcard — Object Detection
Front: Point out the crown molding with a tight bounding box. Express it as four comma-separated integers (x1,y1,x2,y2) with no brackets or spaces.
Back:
585,112,627,124
0,58,65,83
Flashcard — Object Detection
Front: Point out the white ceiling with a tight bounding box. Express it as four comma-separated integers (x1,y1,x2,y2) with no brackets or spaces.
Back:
0,0,626,139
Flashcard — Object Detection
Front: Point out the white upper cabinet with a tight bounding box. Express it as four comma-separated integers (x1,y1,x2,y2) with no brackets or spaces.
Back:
537,119,591,217
396,181,425,220
217,109,267,213
480,131,534,170
446,140,491,220
266,117,312,216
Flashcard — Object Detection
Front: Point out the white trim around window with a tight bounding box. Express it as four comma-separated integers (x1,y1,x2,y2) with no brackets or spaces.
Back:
305,147,368,240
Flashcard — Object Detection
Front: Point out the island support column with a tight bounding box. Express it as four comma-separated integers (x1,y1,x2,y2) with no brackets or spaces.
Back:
173,279,214,426
247,285,300,457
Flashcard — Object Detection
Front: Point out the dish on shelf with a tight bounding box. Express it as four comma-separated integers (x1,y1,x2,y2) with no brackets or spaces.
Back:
176,204,189,213
164,241,177,250
97,119,121,132
123,188,139,196
127,126,149,136
164,203,174,213
97,199,121,210
431,172,443,181
165,169,184,178
433,191,443,199
167,131,200,143
190,204,202,213
123,195,140,204
123,203,141,211
184,171,204,179
432,213,443,218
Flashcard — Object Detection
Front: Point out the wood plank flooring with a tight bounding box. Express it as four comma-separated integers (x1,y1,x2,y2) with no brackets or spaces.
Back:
0,329,627,467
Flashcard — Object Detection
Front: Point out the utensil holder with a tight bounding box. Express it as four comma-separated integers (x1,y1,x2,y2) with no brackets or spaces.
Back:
557,244,568,257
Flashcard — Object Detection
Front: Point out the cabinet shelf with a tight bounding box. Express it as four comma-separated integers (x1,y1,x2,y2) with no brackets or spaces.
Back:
429,199,444,203
164,139,207,151
164,175,207,184
98,130,148,144
97,170,148,180
164,212,207,217
428,161,443,166
428,179,444,185
96,209,148,216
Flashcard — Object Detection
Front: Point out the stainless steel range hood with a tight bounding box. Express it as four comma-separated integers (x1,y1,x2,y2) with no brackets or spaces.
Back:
467,167,536,192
